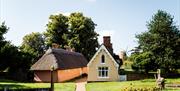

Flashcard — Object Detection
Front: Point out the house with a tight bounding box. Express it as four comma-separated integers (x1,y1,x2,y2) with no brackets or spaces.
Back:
87,36,122,81
31,47,88,82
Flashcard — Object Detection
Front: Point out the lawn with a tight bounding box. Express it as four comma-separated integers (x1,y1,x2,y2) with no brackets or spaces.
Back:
1,78,180,91
0,80,75,91
86,78,180,91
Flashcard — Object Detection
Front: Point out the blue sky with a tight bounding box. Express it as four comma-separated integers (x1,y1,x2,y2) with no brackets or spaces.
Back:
1,0,180,54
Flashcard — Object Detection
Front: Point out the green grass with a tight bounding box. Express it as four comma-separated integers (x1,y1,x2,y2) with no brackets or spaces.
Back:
1,78,180,91
165,78,180,84
0,81,75,91
86,78,180,91
86,80,155,91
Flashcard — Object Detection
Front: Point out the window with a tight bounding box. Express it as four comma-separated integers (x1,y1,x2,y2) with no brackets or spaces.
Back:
98,67,108,78
101,55,105,63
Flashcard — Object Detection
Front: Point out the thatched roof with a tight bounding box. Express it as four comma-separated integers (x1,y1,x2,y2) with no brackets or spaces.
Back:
31,48,88,70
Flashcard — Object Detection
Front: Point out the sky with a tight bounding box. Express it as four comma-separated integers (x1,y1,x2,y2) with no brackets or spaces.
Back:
0,0,180,54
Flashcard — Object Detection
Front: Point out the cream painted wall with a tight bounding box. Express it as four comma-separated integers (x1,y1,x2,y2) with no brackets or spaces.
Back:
88,49,119,81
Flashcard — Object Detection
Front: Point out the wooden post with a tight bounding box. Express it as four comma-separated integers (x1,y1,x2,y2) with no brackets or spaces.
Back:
51,66,54,91
157,69,161,79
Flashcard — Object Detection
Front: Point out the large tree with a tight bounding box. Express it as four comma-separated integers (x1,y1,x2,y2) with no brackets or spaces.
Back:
131,10,180,73
68,13,99,60
44,14,69,48
20,32,46,61
0,22,33,81
45,12,99,60
0,22,10,71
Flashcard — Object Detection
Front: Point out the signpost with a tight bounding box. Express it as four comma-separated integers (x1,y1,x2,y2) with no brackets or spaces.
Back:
51,66,54,91
156,69,165,90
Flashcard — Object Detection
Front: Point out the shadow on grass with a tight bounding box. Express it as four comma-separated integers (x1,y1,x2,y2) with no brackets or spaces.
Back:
0,84,28,89
0,79,18,83
0,84,50,91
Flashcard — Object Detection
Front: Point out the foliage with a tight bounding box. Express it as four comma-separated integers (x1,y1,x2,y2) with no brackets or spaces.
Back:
121,60,133,70
121,87,159,91
0,22,33,81
68,13,99,60
20,32,46,63
131,52,157,73
0,22,16,71
0,42,18,71
45,12,99,60
130,10,180,73
0,22,8,42
45,14,69,48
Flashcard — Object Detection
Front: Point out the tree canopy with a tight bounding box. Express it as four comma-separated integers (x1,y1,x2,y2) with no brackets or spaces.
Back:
45,12,99,60
20,32,46,61
131,10,180,73
45,14,69,48
0,22,33,81
0,22,13,71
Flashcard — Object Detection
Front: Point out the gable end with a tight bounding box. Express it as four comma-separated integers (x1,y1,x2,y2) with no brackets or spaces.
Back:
87,45,119,68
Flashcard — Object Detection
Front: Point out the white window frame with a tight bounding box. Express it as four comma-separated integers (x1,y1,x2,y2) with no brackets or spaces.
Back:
98,67,109,78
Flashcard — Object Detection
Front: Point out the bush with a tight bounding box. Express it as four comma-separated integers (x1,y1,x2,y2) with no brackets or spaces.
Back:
121,87,159,91
119,69,126,75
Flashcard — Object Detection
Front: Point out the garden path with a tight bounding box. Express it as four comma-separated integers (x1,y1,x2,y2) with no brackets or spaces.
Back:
75,76,87,91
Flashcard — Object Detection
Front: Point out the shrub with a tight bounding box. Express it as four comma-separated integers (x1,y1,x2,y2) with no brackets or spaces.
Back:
121,87,159,91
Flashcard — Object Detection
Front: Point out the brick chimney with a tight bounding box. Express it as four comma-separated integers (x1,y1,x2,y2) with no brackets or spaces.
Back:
103,36,113,54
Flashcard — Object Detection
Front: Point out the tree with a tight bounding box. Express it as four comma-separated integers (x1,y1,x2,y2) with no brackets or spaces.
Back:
0,22,33,81
20,32,46,61
131,10,180,73
45,12,99,60
0,22,8,41
0,22,10,71
68,13,99,60
131,52,157,73
0,22,9,50
45,14,69,48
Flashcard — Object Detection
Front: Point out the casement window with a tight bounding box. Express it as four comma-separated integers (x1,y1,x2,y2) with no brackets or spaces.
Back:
101,55,105,64
98,67,108,78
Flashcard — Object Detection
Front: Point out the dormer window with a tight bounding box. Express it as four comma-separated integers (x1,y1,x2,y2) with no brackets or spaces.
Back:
101,55,105,63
